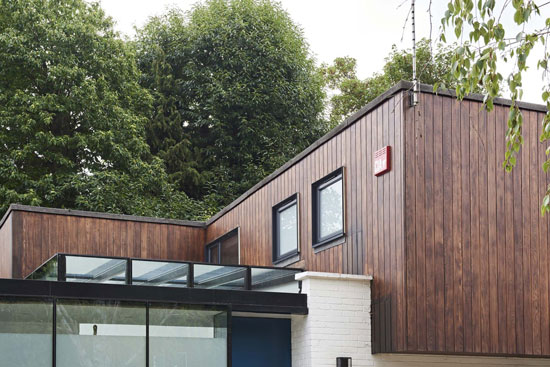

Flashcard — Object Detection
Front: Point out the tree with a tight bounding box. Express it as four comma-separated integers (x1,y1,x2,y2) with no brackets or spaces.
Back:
136,0,327,210
0,0,208,219
320,39,456,126
439,0,550,213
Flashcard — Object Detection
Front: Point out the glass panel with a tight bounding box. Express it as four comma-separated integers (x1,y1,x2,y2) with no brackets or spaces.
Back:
278,203,298,256
149,304,227,367
0,298,52,366
220,233,239,265
193,264,246,290
208,244,219,264
132,260,188,287
65,256,126,284
56,299,145,367
250,268,301,293
319,178,343,238
28,255,58,280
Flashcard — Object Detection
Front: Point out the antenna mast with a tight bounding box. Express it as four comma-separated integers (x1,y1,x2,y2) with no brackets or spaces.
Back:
411,0,418,106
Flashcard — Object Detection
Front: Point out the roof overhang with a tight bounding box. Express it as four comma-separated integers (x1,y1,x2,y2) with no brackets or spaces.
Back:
0,278,308,315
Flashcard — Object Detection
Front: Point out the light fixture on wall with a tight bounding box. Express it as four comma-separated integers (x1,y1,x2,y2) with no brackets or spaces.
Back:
336,357,352,367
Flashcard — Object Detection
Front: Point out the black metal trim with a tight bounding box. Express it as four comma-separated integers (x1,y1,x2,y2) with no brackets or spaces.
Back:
57,254,66,282
187,263,194,288
0,278,308,315
244,268,252,290
312,167,345,248
272,193,300,264
126,258,132,285
146,302,149,367
227,304,232,367
52,298,56,367
32,252,304,276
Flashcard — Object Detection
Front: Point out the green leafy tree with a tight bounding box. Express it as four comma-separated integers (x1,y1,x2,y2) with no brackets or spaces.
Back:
440,0,550,213
0,0,208,219
320,39,456,126
136,0,327,210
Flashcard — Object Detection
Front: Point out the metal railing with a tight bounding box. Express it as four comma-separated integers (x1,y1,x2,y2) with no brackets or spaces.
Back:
27,253,303,293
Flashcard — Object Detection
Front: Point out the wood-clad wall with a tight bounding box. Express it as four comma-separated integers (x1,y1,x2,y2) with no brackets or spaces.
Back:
8,211,205,278
403,92,550,356
206,94,406,352
3,83,549,358
0,214,12,278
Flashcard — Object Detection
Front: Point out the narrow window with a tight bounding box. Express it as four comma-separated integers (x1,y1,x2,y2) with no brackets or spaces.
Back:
205,228,239,265
272,194,299,263
312,167,345,247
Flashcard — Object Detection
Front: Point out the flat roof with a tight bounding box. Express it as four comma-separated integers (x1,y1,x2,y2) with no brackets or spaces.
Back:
0,204,207,229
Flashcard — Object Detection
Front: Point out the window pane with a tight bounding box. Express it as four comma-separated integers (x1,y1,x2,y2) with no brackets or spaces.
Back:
319,178,343,238
149,305,227,367
28,255,58,281
0,298,52,367
220,233,239,265
132,260,188,287
208,245,219,264
56,300,146,367
65,256,126,284
278,203,297,256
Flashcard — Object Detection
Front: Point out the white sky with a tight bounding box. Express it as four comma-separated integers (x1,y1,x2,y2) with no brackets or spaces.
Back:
98,0,547,104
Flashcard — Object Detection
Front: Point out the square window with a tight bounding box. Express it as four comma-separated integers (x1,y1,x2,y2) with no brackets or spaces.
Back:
312,167,345,247
272,194,299,263
205,228,239,265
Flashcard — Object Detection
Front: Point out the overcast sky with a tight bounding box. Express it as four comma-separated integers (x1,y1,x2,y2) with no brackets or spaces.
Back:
98,0,546,104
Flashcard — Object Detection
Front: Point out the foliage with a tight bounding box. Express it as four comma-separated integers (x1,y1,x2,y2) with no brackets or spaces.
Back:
136,0,327,210
440,0,550,214
0,0,208,219
320,39,456,126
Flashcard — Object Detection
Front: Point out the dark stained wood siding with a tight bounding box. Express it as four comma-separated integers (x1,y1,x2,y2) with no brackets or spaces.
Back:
0,213,12,278
2,83,549,358
206,94,407,352
8,211,205,278
403,92,550,356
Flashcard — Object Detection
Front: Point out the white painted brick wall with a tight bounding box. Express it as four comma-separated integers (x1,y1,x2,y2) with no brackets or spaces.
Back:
290,271,550,367
291,272,374,367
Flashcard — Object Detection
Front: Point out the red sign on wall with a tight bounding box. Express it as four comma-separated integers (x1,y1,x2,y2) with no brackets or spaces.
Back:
374,146,391,176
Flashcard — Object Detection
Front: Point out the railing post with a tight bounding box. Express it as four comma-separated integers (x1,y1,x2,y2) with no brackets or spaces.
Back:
244,267,252,290
187,263,194,288
57,254,66,282
126,258,132,285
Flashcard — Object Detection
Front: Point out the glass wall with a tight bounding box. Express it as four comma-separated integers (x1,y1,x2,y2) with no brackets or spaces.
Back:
149,304,228,367
0,298,52,367
56,300,146,367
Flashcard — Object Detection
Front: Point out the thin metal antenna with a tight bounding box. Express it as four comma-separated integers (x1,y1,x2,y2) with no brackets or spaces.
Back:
411,0,419,106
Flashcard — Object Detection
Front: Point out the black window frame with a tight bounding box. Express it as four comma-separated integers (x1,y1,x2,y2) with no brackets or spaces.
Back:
205,228,240,265
312,167,345,248
272,193,300,264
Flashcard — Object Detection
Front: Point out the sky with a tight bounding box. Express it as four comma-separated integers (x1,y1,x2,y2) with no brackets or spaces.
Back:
98,0,546,104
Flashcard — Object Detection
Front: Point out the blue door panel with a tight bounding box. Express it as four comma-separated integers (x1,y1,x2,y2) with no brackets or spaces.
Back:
232,317,291,367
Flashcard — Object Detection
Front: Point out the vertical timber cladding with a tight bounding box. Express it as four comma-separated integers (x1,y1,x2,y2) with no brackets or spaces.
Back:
205,92,407,353
0,213,13,278
403,90,550,356
10,209,206,279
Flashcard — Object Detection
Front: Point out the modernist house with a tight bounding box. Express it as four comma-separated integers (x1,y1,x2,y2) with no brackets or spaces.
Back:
1,81,550,367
